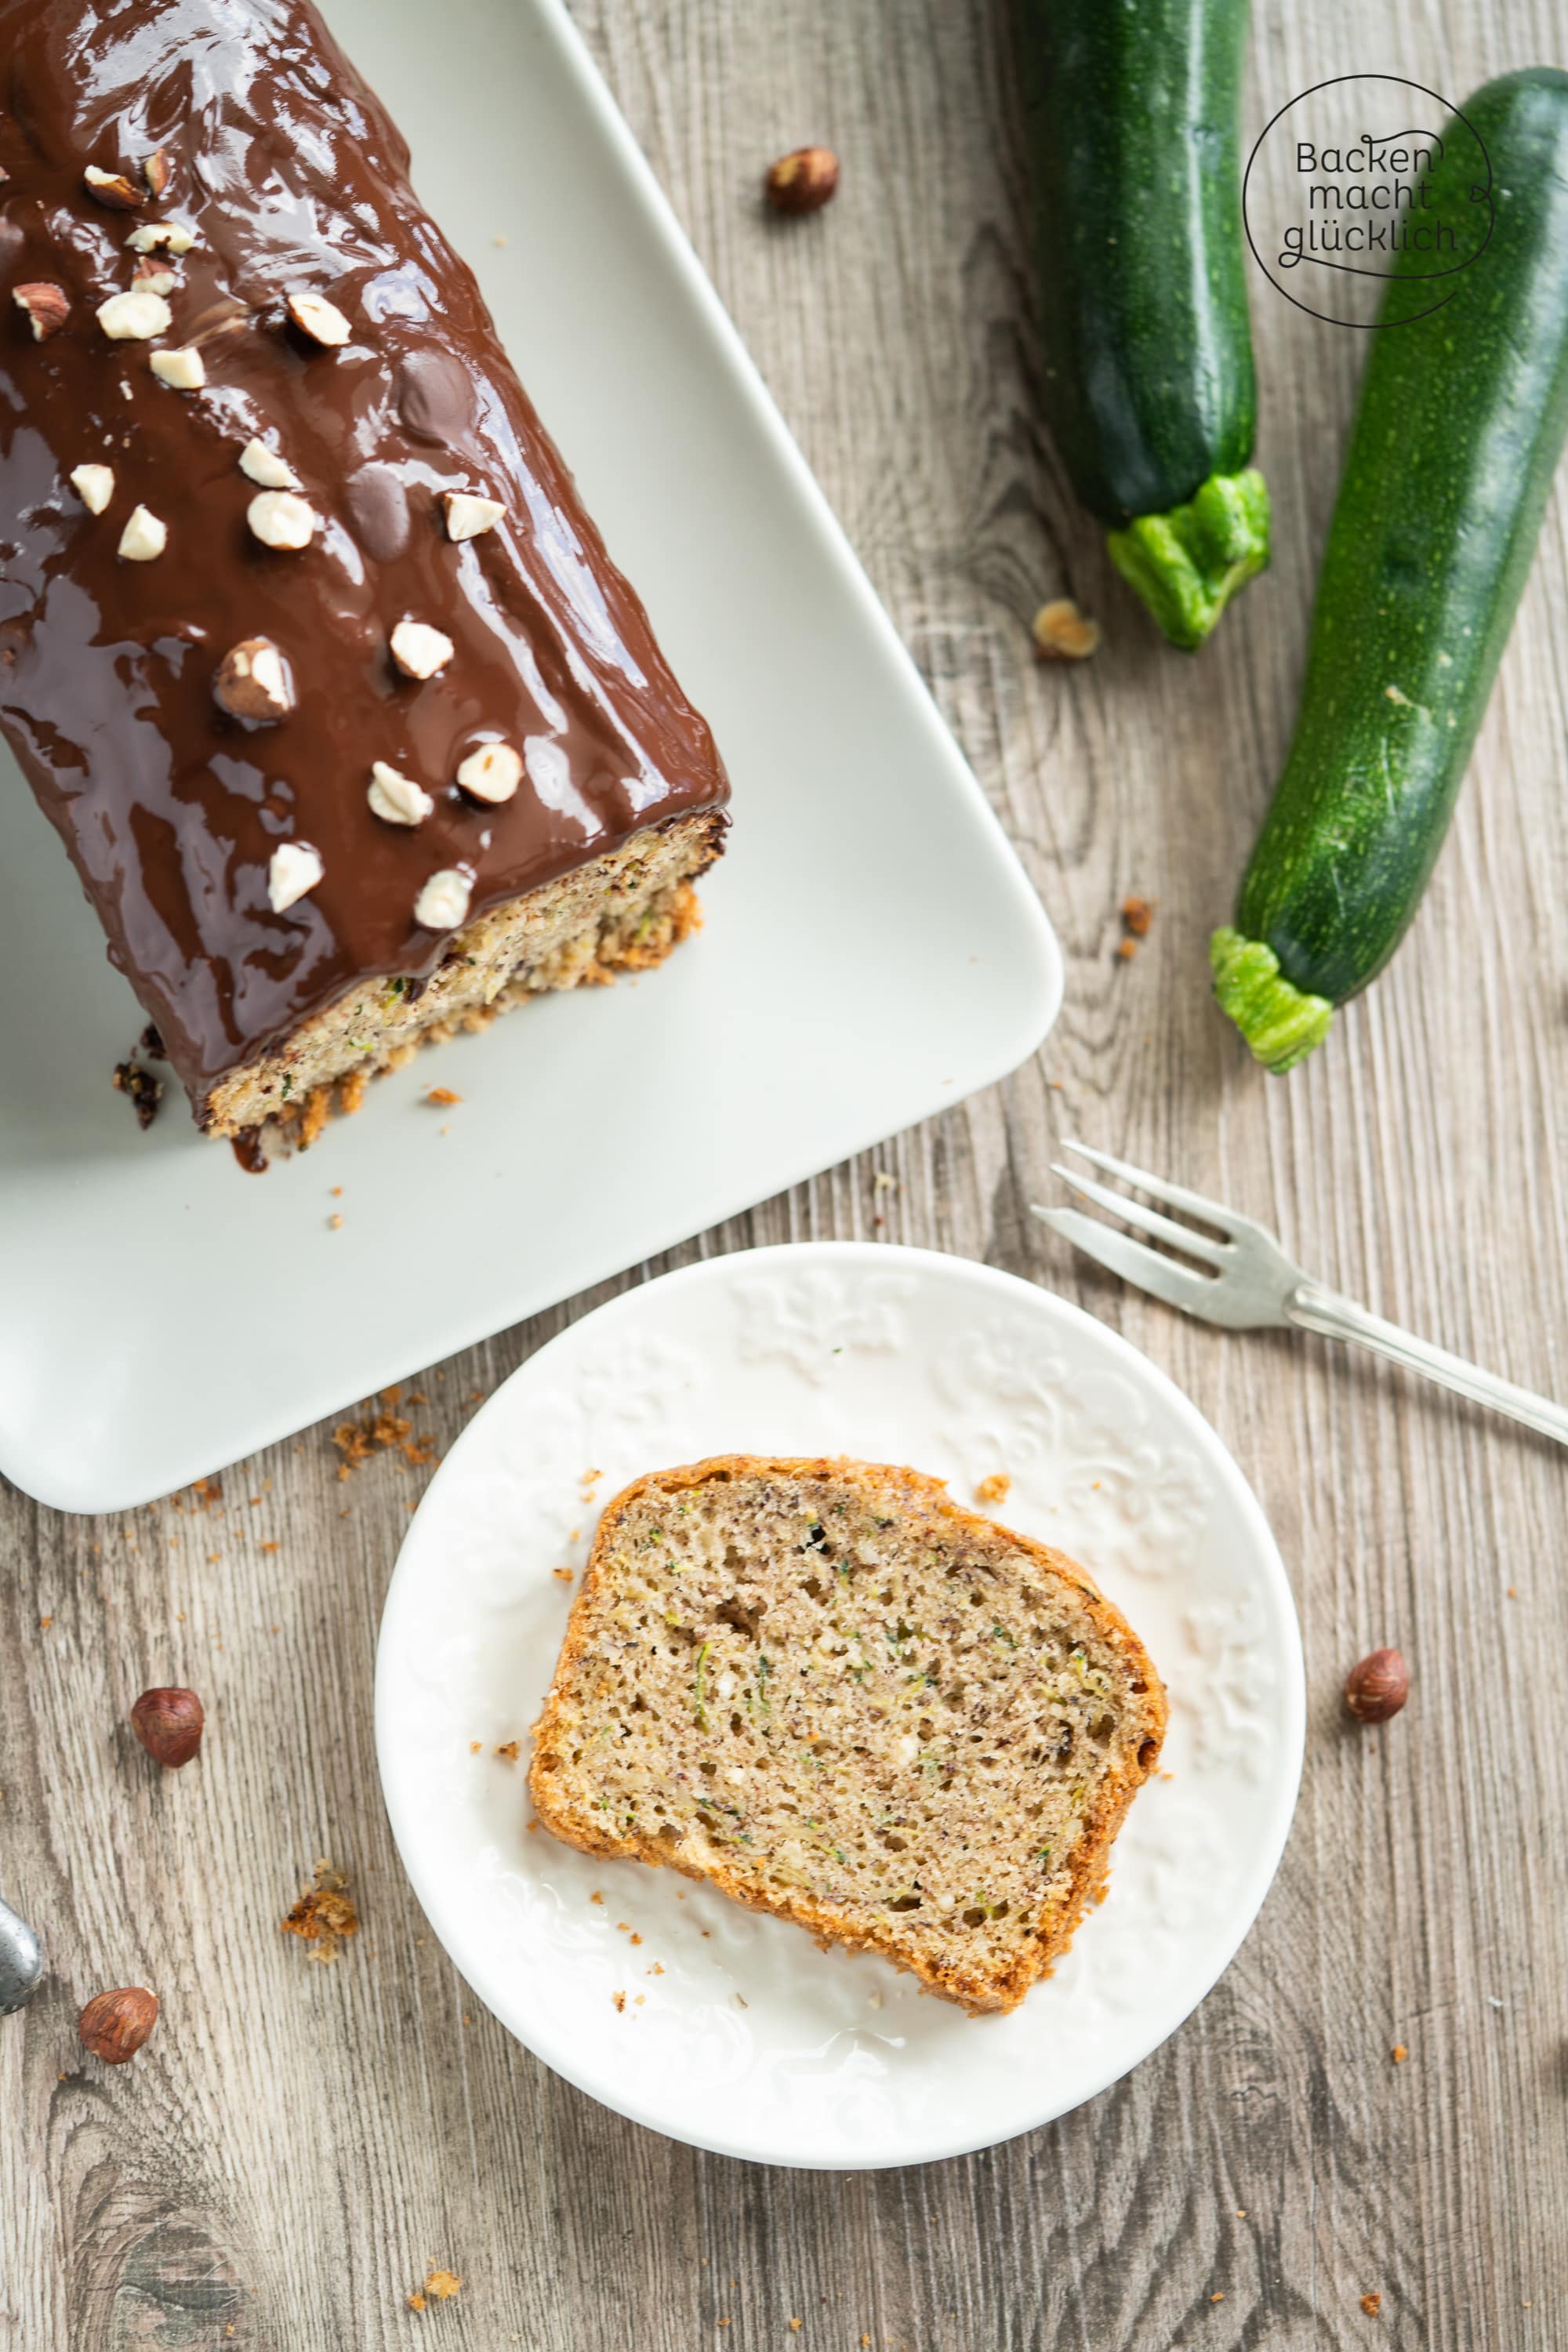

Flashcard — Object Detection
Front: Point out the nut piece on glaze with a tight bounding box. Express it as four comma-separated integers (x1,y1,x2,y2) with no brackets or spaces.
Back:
84,163,146,212
764,144,840,215
238,437,300,492
213,637,293,724
285,289,352,348
129,1685,205,1768
97,289,172,342
1344,1647,1409,1724
131,267,178,299
13,282,71,342
77,1985,158,2063
268,840,324,913
143,147,172,199
246,490,315,550
441,489,504,543
151,346,205,390
414,867,472,930
117,504,167,562
456,741,522,804
70,463,114,514
389,619,454,681
367,760,434,826
126,220,195,256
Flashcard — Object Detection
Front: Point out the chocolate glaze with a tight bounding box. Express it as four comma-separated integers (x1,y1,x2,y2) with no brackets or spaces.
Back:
0,0,729,1102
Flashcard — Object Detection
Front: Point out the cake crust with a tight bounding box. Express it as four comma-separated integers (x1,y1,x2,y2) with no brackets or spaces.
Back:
530,1456,1168,2014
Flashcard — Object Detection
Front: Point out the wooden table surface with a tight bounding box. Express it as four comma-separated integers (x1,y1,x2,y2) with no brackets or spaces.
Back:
5,2,1566,2345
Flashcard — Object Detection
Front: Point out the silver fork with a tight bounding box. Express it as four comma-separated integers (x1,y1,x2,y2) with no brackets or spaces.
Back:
1033,1139,1568,1447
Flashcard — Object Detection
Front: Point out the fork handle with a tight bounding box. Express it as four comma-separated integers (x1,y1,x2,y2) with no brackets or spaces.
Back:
1287,1282,1568,1446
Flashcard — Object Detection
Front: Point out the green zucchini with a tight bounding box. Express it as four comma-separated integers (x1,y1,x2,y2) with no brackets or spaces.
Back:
1214,67,1568,1072
1018,0,1269,648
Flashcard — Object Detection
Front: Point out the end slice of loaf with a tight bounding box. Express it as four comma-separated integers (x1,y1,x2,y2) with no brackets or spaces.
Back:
529,1456,1167,2014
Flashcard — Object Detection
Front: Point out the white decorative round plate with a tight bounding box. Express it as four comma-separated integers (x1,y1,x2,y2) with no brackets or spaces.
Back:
376,1243,1304,2169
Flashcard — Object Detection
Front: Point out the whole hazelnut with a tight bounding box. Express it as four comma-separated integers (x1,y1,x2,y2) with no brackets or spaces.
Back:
1344,1647,1408,1723
78,1985,158,2063
130,1686,205,1767
764,146,840,216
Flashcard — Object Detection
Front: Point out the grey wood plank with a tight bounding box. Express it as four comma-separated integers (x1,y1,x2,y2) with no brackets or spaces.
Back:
3,0,1567,2344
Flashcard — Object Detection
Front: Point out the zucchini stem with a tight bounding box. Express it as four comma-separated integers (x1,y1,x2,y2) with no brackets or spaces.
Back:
1210,926,1334,1073
1108,469,1270,650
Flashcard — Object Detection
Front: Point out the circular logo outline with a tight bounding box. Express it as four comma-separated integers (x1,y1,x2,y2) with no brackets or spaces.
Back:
1242,72,1494,329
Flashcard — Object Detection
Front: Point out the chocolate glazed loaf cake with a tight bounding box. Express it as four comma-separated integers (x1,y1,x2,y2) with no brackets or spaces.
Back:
0,0,729,1148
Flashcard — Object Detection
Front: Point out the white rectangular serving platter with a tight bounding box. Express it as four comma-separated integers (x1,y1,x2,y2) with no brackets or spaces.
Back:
0,0,1061,1515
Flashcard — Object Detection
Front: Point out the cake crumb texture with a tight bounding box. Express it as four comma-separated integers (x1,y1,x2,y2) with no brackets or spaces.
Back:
530,1457,1167,2013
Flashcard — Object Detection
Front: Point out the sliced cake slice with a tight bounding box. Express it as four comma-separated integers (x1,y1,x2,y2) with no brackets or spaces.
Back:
529,1455,1167,2014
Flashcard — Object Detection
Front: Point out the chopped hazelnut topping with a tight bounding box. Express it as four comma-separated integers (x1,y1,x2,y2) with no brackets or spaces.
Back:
131,267,177,298
267,841,324,913
151,346,205,390
126,220,195,256
238,437,301,492
368,760,435,826
13,282,71,342
390,619,455,681
456,741,522,804
117,504,167,562
143,148,172,198
70,463,115,514
246,490,315,550
214,637,293,723
285,289,351,348
96,289,172,343
414,868,473,930
441,489,504,542
84,163,146,212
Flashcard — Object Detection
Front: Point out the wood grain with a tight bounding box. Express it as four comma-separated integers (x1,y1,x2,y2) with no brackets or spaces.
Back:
3,0,1566,2343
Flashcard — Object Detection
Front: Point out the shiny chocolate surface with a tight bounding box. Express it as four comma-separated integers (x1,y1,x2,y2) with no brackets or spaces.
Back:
0,0,729,1097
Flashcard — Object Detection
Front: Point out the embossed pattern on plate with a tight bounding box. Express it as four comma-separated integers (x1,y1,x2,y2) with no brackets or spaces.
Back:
376,1243,1304,2169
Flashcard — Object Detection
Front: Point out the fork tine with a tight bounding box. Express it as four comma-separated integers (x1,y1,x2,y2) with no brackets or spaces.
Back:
1058,1138,1254,1238
1030,1206,1221,1316
1048,1163,1231,1269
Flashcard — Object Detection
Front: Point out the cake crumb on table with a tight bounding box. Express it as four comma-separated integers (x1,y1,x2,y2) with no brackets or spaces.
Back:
495,1740,520,1761
426,1087,463,1106
1361,2292,1383,2316
1122,894,1154,937
974,1472,1011,1506
1392,2044,1408,2063
408,2269,461,2311
612,1991,626,2013
281,1860,358,1962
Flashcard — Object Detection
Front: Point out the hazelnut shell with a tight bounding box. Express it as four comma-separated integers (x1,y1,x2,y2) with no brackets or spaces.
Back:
78,1985,158,2063
1344,1647,1409,1723
130,1685,205,1767
764,145,840,216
